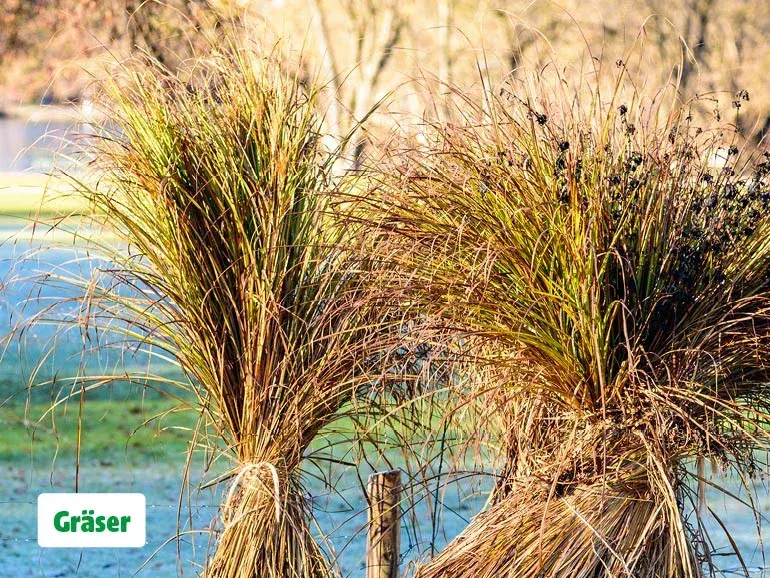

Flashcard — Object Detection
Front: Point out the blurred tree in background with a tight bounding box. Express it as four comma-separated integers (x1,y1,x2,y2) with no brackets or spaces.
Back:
0,0,216,104
2,1,770,145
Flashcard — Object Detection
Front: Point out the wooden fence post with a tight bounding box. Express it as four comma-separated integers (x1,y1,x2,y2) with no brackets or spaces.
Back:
366,469,402,578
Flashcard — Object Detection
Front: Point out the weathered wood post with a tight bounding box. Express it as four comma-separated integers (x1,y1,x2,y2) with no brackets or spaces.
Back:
366,469,402,578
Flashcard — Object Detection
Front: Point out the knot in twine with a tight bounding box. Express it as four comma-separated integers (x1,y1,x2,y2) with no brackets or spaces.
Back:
222,461,282,529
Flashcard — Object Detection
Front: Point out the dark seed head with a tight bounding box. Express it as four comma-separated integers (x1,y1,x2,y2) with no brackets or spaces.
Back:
559,140,570,152
618,104,628,116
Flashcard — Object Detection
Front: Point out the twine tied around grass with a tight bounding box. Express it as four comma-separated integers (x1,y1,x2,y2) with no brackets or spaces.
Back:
221,461,283,529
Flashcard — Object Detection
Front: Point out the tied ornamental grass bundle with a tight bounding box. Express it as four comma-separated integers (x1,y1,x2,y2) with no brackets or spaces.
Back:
70,45,396,578
370,79,770,578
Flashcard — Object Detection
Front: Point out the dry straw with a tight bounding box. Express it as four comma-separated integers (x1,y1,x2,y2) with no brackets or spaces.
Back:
363,68,770,578
55,40,409,578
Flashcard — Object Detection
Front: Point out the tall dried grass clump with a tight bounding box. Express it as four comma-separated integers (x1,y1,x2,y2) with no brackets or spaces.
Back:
367,76,770,578
65,44,403,578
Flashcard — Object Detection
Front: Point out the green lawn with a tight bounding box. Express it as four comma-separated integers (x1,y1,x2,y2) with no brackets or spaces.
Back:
0,172,88,219
0,398,198,466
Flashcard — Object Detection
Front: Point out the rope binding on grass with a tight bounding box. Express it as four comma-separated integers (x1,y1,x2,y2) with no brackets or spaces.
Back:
222,461,282,528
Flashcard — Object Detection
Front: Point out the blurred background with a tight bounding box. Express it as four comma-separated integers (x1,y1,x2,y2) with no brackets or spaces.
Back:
3,1,770,156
